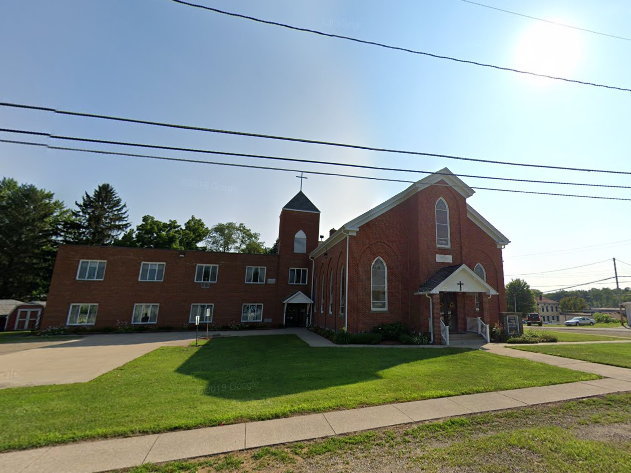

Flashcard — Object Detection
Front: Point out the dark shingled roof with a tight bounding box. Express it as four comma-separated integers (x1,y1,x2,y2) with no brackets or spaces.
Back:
283,191,320,213
417,265,463,293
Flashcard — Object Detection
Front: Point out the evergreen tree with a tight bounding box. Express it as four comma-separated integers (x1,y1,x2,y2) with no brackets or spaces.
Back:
71,184,130,245
0,178,69,299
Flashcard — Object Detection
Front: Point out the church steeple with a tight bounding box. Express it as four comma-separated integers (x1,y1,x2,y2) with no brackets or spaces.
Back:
282,191,320,213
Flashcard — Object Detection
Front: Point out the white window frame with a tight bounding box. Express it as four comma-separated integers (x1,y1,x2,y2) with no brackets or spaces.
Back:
474,263,487,282
314,276,318,313
195,264,218,283
189,304,214,323
139,262,166,282
15,308,41,330
329,270,334,315
320,276,325,313
294,230,307,253
76,260,107,281
245,266,266,284
339,265,346,316
132,303,159,324
289,268,308,285
66,304,98,326
435,198,451,248
241,303,263,322
371,257,388,311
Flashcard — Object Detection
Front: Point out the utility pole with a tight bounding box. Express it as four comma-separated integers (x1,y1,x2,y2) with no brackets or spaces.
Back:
614,258,622,322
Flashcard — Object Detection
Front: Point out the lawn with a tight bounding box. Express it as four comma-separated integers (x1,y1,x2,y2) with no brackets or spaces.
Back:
0,335,598,452
513,342,631,369
525,329,627,342
119,393,631,473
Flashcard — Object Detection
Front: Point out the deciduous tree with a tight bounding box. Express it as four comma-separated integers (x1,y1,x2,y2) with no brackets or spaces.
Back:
505,278,537,314
206,222,266,254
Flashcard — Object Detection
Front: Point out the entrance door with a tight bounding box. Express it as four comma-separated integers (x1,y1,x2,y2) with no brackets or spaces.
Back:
285,304,307,327
439,293,459,334
15,309,40,331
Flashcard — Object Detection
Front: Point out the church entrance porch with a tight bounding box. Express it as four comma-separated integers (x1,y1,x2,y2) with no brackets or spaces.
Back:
282,291,314,328
439,293,459,334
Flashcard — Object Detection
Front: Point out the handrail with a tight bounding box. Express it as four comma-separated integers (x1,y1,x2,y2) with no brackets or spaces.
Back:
477,317,490,343
440,319,450,346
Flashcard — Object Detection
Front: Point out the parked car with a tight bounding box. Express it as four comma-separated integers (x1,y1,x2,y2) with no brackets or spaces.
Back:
526,313,542,326
564,316,596,326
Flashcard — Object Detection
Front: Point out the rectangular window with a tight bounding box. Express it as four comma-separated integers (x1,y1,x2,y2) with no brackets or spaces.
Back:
339,267,346,316
67,304,98,325
245,266,266,284
289,268,308,285
132,304,159,324
76,260,106,280
189,304,214,323
15,309,41,330
139,262,165,281
241,303,263,322
195,264,218,283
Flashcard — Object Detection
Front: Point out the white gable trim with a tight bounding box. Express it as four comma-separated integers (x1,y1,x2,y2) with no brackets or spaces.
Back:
311,168,474,258
415,265,499,295
282,291,314,304
467,204,510,247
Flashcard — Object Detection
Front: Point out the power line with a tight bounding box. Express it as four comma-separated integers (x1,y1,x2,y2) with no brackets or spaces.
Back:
2,101,631,177
3,137,631,203
164,0,631,93
617,260,631,268
505,259,611,277
3,127,631,193
458,0,631,42
542,277,615,293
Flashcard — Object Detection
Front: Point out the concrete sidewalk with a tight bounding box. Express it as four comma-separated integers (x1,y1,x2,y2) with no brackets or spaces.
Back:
3,346,631,473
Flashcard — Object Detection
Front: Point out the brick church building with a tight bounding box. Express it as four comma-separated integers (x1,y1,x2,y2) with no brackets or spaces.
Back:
44,168,509,344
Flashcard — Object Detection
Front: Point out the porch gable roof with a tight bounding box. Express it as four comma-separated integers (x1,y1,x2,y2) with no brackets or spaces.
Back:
415,264,498,295
282,291,314,304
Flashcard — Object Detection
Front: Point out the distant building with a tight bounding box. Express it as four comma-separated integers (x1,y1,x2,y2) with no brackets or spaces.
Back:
536,296,560,324
0,300,45,331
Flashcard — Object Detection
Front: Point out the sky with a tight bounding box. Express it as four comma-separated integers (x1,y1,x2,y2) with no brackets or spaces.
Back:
1,0,630,294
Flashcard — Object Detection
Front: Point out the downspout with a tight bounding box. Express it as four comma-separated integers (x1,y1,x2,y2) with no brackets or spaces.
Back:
425,293,434,344
345,232,349,332
309,255,315,327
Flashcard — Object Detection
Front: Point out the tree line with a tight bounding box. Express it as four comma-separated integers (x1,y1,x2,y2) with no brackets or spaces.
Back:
505,278,631,315
0,179,276,300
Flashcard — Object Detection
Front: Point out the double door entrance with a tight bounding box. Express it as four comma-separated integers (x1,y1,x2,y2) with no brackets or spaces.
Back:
440,293,459,334
285,304,308,327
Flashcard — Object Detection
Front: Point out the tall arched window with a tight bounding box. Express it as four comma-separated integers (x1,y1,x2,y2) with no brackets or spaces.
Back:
435,198,450,248
371,257,387,311
329,270,334,314
320,275,325,313
339,266,346,316
314,276,318,313
294,230,307,253
474,263,486,281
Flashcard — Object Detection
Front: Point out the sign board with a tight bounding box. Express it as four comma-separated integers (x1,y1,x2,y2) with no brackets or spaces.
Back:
506,314,521,336
195,315,200,326
436,254,453,263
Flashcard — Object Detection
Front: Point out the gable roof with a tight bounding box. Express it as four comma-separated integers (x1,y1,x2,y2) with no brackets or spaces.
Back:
0,299,24,317
415,264,499,295
283,191,320,213
282,291,314,304
310,168,509,257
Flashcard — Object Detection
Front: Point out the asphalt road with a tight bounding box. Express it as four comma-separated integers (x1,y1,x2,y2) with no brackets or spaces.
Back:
535,325,631,338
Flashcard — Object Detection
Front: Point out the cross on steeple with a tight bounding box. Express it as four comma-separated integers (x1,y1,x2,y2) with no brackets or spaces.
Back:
457,281,464,291
296,172,308,191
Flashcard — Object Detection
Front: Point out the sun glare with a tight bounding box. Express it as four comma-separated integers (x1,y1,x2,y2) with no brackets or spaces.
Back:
514,22,583,84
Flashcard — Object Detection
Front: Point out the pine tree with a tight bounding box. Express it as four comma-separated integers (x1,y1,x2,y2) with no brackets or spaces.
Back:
71,184,130,245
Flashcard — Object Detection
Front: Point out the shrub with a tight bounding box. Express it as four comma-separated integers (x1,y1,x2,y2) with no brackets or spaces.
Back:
399,333,430,345
348,333,383,344
334,328,350,344
38,326,66,336
507,332,557,344
310,325,336,341
371,322,409,341
115,320,134,333
491,324,508,343
593,313,617,324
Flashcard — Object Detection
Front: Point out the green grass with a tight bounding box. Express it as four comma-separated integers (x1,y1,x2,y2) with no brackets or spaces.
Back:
549,322,626,329
0,335,598,452
513,342,631,369
525,329,627,342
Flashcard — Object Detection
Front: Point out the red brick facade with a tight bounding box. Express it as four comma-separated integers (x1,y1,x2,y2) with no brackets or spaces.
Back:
43,200,320,329
44,172,508,342
311,173,508,343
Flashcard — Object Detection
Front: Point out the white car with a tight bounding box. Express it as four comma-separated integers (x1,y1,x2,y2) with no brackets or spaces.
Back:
564,316,595,326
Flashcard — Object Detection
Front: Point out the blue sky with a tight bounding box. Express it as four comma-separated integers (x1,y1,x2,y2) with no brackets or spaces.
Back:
1,0,630,293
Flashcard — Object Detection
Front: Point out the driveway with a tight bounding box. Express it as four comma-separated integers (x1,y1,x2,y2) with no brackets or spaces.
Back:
0,332,196,390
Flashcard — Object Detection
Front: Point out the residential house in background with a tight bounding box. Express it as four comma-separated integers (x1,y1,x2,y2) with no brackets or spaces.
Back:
536,296,560,324
0,300,46,331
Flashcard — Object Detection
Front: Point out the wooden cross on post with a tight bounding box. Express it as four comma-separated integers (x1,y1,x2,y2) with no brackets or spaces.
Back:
296,172,308,191
457,281,465,291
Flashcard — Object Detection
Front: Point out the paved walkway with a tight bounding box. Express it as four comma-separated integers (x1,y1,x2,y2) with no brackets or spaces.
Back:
2,340,631,473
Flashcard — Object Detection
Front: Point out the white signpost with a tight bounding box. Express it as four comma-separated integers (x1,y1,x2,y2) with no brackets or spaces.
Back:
195,315,200,347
